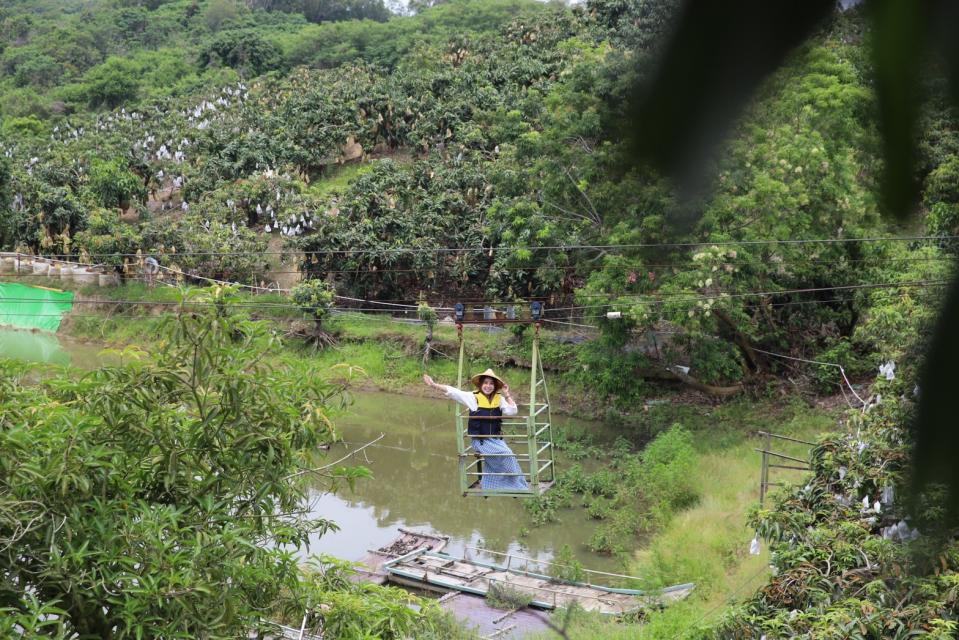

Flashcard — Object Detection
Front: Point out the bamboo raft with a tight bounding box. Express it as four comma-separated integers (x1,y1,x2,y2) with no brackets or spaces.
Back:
381,547,695,616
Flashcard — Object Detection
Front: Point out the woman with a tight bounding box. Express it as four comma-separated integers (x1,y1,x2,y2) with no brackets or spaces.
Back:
423,369,529,491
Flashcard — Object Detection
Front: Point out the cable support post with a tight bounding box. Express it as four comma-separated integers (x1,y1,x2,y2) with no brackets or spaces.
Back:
756,431,817,446
753,449,809,464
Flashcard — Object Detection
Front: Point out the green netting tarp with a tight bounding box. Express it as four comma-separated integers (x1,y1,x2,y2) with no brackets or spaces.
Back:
0,283,75,332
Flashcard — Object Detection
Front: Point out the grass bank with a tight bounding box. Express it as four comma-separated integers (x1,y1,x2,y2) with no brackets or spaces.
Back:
57,285,608,417
533,400,838,639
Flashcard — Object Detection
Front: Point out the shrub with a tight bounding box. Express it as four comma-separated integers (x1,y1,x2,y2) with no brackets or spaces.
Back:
292,278,337,330
86,157,147,208
0,305,348,637
83,57,140,108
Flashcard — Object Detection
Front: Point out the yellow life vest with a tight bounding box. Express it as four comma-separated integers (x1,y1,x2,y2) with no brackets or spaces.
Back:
469,391,502,436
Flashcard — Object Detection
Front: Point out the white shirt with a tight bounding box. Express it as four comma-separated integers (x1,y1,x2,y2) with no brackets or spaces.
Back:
442,386,518,415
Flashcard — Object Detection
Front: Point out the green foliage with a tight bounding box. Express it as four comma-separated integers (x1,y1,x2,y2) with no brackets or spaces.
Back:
925,155,959,238
550,544,586,583
279,556,474,639
7,158,87,253
140,212,271,281
485,580,534,610
417,300,438,327
292,278,336,328
200,28,282,76
0,302,350,637
300,156,496,299
709,270,955,638
86,157,146,208
567,321,648,405
0,114,46,137
283,0,553,69
809,338,874,393
204,0,240,32
850,243,952,364
73,207,144,267
83,56,140,109
260,0,391,24
524,424,697,555
588,426,697,554
587,0,680,52
551,424,601,460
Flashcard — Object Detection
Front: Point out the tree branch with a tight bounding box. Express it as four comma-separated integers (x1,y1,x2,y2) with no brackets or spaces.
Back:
284,433,385,480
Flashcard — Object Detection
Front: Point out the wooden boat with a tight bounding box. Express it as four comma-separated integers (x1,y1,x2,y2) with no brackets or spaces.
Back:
382,547,694,616
351,527,450,584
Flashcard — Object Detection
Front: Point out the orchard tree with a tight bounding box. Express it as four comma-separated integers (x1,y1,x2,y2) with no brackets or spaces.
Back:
86,157,147,209
292,278,336,344
0,301,350,638
200,29,281,76
83,57,140,109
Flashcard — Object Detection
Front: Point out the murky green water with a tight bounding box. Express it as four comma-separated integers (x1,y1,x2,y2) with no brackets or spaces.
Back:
0,327,104,367
5,330,627,574
302,392,625,574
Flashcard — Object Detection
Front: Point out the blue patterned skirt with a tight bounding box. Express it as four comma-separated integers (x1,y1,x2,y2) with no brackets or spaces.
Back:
471,437,529,491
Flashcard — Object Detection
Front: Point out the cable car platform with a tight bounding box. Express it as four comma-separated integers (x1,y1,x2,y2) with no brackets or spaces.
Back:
380,547,695,616
463,480,556,498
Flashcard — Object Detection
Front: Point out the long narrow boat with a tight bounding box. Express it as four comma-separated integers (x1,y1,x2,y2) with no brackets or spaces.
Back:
382,548,694,616
351,527,450,584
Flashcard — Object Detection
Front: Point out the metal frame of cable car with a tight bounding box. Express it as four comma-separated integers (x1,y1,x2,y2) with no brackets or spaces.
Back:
454,302,557,498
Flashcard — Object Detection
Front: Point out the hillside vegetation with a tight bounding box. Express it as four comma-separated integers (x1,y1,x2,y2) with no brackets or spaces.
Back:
2,0,959,637
1,0,955,401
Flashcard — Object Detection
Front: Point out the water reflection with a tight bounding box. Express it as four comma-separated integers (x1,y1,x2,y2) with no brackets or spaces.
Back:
303,392,623,573
0,327,105,367
0,328,71,365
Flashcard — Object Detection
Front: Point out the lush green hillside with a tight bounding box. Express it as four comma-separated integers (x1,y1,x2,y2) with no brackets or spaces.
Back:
2,2,953,399
2,0,959,637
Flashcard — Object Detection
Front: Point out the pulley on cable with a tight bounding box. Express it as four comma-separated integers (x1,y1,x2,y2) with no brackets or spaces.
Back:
451,301,557,498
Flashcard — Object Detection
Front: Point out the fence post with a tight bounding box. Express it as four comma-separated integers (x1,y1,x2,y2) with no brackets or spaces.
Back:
759,431,770,505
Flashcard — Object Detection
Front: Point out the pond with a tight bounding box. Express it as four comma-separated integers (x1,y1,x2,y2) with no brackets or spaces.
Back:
5,329,626,575
301,392,625,574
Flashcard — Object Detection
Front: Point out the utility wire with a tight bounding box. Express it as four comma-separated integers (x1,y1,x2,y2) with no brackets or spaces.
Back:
11,233,959,260
1,252,953,277
546,279,950,311
0,279,947,313
0,278,947,323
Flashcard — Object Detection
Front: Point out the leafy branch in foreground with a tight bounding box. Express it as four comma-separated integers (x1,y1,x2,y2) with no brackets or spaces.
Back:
0,292,359,638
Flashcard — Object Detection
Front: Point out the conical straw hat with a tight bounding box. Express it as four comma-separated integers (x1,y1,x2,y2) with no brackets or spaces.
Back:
470,368,505,390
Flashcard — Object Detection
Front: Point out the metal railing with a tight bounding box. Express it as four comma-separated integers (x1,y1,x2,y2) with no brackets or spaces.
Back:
757,431,814,505
465,546,642,588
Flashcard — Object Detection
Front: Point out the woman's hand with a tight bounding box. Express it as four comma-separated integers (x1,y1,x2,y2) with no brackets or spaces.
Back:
501,383,513,402
423,374,437,388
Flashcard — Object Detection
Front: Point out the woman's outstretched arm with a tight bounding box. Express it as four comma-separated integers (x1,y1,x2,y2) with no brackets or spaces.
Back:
423,374,477,410
423,374,443,391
